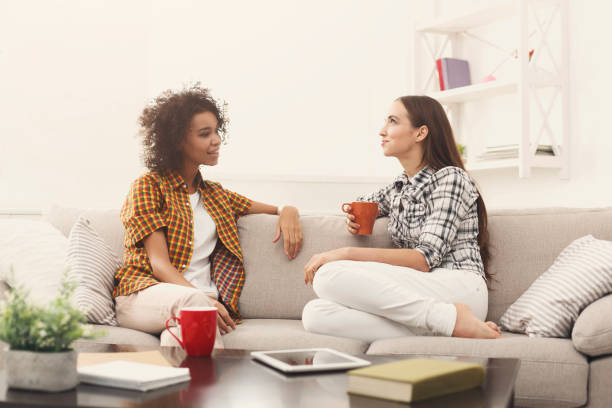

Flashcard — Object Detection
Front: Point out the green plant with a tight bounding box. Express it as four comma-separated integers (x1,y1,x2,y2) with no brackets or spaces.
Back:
456,143,466,158
0,270,101,352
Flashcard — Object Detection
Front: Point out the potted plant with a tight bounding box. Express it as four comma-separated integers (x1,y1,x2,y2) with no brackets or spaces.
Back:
456,143,467,162
0,272,99,392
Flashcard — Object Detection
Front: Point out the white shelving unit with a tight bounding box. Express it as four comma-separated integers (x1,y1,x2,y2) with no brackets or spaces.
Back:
413,0,569,178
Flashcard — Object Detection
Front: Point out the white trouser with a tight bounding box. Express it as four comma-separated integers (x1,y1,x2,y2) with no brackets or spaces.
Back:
302,260,488,343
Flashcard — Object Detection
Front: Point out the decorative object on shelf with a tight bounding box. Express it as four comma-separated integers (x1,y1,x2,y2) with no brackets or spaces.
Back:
0,270,102,392
485,47,535,83
483,74,497,82
436,58,471,90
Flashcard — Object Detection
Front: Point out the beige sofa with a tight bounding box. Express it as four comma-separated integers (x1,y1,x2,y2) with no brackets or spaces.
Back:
43,206,612,408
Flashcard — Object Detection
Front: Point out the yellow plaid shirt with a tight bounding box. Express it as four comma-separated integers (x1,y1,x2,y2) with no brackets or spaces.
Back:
114,169,252,318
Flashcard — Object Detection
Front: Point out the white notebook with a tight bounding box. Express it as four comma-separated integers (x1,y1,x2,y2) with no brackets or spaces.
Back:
78,360,191,392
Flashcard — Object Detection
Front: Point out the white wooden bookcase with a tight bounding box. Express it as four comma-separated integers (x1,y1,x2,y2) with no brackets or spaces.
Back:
412,0,569,178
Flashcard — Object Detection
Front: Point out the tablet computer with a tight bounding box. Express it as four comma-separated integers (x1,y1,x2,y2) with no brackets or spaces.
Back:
251,348,371,373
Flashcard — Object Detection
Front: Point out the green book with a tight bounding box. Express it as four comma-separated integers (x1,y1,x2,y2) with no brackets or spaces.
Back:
347,358,485,403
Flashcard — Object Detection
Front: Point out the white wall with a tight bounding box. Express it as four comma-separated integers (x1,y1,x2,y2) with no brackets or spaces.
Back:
1,0,611,215
0,0,416,214
0,0,151,211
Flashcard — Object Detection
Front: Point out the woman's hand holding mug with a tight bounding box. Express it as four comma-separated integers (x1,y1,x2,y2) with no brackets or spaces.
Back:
342,202,378,235
342,204,361,235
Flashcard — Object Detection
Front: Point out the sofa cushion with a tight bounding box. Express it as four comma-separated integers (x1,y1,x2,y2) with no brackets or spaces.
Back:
222,319,368,354
486,207,612,323
67,216,121,326
572,293,612,357
0,219,68,304
499,235,612,338
366,332,588,408
237,214,394,319
43,205,83,237
44,205,125,264
76,324,160,347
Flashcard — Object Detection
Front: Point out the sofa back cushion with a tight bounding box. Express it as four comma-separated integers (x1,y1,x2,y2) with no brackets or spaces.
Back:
237,214,394,319
0,219,68,305
44,205,612,323
486,207,612,322
44,205,125,265
239,208,612,321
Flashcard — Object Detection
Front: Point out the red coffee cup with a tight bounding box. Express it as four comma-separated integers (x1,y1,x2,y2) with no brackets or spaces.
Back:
165,306,217,357
342,201,378,235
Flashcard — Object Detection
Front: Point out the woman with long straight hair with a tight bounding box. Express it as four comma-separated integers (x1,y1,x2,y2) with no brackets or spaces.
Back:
302,95,501,341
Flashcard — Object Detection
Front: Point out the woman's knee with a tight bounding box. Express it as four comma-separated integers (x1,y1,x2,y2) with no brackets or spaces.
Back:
175,287,215,310
302,299,340,335
302,299,327,333
312,260,352,297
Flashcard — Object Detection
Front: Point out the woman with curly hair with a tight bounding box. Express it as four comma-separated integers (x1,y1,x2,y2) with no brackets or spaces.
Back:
114,84,303,347
302,95,501,341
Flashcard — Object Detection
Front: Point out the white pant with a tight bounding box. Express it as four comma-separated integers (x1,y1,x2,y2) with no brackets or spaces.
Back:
116,283,224,349
302,260,488,343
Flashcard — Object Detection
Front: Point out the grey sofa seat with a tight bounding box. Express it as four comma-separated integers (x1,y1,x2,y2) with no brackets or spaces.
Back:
367,331,589,408
82,324,160,347
223,319,368,354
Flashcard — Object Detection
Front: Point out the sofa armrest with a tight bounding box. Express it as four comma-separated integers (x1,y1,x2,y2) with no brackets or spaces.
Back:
572,294,612,357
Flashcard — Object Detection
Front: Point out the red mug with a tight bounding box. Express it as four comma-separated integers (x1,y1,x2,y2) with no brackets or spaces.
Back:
165,306,217,357
342,201,378,235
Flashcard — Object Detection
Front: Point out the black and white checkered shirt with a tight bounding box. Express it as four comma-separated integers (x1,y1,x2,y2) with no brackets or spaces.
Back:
357,165,485,280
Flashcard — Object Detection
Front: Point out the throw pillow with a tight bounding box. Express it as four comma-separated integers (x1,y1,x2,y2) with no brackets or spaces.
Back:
499,235,612,338
66,215,121,326
572,294,612,356
44,205,126,261
0,219,68,305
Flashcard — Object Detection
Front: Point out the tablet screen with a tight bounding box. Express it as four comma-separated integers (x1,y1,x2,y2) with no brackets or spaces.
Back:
266,350,352,366
251,348,371,373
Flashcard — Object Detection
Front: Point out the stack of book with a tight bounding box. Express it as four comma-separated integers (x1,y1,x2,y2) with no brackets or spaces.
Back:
78,361,191,391
436,58,471,91
347,358,485,403
77,351,191,392
475,144,556,161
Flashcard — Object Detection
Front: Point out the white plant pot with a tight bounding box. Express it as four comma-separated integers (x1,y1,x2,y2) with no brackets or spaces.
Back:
5,349,78,392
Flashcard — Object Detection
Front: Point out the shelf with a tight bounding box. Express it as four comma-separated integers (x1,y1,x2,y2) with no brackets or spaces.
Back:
416,1,516,34
414,0,569,179
465,158,519,171
427,80,518,104
465,155,561,172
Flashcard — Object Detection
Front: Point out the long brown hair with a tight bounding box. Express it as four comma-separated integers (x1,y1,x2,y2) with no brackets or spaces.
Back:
397,95,491,282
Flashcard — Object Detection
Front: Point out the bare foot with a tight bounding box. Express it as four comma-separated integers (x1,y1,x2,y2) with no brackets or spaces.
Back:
452,303,501,339
486,321,502,335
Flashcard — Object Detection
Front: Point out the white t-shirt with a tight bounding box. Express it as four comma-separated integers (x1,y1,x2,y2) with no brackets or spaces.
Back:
182,191,218,297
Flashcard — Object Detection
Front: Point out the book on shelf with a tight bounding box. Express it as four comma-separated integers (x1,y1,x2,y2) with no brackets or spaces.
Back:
475,144,557,160
436,58,471,91
346,358,485,403
78,360,191,392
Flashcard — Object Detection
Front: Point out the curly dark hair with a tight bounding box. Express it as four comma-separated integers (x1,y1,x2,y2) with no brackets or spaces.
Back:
139,83,228,172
